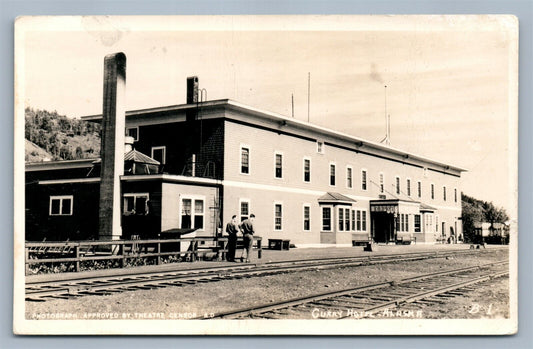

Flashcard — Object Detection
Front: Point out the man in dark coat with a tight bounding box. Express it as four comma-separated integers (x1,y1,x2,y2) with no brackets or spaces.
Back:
239,214,255,263
225,215,239,262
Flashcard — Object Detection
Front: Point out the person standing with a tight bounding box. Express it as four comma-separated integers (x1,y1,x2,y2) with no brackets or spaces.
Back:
225,215,239,262
239,214,255,263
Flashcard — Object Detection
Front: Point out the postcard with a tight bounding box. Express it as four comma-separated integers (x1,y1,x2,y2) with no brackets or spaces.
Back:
14,15,518,335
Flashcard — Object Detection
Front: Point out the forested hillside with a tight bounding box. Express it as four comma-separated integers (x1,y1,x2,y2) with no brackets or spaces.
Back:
461,193,509,243
25,107,101,162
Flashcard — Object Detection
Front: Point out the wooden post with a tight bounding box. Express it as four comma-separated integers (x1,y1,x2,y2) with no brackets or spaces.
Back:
74,245,80,272
121,243,126,268
156,242,161,265
25,247,29,275
191,241,197,262
257,238,262,259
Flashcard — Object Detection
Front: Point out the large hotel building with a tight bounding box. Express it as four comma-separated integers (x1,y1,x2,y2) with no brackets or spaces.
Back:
25,76,465,246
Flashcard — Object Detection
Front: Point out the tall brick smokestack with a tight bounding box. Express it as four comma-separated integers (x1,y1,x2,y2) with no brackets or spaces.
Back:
99,52,126,240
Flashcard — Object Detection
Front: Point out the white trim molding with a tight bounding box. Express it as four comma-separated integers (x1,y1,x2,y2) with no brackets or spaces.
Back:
49,195,73,216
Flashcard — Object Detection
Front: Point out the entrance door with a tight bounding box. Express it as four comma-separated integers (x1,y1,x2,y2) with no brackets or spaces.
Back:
372,212,394,243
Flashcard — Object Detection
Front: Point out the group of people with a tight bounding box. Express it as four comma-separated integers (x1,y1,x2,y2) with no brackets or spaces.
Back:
224,214,255,263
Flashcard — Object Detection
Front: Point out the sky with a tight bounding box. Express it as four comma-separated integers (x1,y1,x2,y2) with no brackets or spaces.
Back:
17,15,518,219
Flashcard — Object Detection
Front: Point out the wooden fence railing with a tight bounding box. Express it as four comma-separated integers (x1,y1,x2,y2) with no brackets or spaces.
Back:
25,236,262,275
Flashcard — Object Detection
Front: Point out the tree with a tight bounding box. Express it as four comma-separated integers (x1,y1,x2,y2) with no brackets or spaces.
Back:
59,146,72,160
25,107,102,161
74,146,83,158
461,196,484,243
461,193,509,243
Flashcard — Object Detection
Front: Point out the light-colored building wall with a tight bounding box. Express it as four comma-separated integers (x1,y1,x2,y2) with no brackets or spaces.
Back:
223,120,460,203
161,182,219,236
223,119,462,245
222,186,371,246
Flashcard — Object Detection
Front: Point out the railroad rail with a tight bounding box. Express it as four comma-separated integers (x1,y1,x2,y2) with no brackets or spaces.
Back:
206,260,509,319
25,248,506,302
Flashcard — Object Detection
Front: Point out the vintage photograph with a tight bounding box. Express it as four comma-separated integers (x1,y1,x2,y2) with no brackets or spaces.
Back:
14,15,518,335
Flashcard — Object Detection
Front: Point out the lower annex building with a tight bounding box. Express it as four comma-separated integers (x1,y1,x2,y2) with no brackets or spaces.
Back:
25,76,465,246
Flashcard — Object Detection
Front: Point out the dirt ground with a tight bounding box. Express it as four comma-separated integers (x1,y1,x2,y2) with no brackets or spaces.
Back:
25,248,509,320
416,277,509,319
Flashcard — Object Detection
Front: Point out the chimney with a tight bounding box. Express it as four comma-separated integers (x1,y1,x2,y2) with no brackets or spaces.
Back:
98,52,126,241
124,136,134,153
187,76,199,104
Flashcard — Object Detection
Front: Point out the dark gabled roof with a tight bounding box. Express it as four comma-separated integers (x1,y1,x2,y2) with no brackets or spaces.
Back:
420,203,437,212
318,192,356,204
124,149,160,165
92,149,160,165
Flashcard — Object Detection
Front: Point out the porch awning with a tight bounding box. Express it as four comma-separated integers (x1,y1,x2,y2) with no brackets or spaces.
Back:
420,203,437,212
369,199,421,215
370,203,399,214
318,192,356,205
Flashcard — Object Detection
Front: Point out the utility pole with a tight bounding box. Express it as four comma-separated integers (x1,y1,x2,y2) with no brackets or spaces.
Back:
307,72,310,122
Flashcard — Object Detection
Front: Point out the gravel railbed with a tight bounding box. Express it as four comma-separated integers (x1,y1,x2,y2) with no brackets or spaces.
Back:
25,248,508,320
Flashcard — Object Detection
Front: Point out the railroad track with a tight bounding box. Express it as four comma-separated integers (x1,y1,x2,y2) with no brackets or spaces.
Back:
25,247,507,302
205,260,509,319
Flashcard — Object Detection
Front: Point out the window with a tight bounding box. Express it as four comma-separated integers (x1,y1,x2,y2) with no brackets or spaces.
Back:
379,173,384,193
361,170,367,190
344,208,350,231
417,181,422,198
275,153,283,178
338,208,350,231
181,197,204,230
346,167,353,188
123,193,149,215
443,186,447,201
396,214,411,232
396,215,400,232
317,141,324,154
240,147,250,174
426,214,433,232
414,214,421,232
127,126,139,141
151,146,166,165
330,164,336,186
454,188,458,202
355,209,367,231
303,205,311,231
351,210,356,231
431,184,435,200
435,215,439,232
49,195,73,216
194,200,204,229
395,176,400,195
239,200,250,222
406,179,411,196
322,207,331,231
303,158,311,182
274,204,282,230
181,199,192,228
